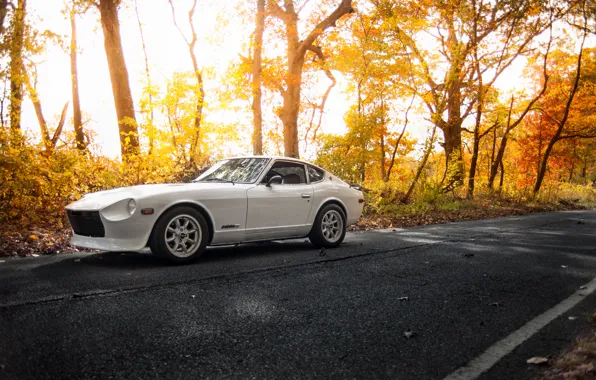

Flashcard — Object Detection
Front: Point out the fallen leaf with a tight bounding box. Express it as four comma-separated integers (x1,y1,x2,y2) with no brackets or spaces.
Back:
568,316,577,320
0,260,5,263
490,302,503,307
319,248,326,256
31,254,39,257
403,330,415,339
526,357,549,365
29,235,39,241
191,295,196,299
561,265,568,268
579,285,587,290
398,296,409,301
74,258,81,263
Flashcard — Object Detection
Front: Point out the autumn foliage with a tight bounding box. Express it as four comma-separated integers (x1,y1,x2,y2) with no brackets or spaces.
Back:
0,0,595,253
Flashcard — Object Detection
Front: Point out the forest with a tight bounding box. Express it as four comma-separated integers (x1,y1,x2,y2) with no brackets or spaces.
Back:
0,0,595,255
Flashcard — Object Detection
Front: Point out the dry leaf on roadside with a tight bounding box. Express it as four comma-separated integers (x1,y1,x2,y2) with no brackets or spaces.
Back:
561,265,568,268
398,296,409,301
568,316,577,320
526,357,549,365
403,331,415,339
29,235,39,241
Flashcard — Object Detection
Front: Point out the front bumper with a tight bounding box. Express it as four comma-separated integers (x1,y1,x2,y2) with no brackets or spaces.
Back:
68,210,158,252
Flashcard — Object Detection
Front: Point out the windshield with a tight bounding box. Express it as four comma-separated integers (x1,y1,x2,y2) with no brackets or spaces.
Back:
194,158,270,184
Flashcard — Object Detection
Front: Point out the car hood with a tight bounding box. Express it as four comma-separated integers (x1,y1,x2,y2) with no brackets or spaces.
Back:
66,182,242,211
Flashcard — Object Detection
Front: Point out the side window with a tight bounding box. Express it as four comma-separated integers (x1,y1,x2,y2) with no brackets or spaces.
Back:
262,161,307,185
307,165,325,183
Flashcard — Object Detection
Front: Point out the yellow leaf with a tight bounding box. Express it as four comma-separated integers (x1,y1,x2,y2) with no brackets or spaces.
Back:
29,235,39,241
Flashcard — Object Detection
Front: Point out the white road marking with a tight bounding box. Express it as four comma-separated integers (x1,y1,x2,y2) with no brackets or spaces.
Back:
444,277,596,380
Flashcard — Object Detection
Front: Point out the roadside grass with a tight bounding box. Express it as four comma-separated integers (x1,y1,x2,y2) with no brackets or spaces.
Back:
351,192,593,231
536,313,596,380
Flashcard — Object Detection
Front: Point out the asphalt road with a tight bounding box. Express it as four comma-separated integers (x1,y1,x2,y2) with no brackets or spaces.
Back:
1,210,595,380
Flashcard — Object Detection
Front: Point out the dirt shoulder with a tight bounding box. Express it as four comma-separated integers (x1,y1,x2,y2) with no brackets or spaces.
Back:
350,198,590,231
536,314,596,380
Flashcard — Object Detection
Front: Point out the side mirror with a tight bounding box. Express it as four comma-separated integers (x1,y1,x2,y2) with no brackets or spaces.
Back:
266,175,283,187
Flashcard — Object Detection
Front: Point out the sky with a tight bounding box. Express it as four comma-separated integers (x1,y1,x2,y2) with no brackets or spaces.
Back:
19,0,588,160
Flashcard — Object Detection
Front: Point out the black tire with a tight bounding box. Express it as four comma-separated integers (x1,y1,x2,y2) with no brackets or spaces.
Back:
149,206,209,264
308,203,347,248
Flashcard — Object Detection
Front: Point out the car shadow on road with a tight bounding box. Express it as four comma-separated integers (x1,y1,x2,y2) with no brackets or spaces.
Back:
73,239,317,269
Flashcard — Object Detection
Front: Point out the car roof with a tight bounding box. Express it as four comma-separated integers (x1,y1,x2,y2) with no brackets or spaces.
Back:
224,156,327,172
226,155,307,163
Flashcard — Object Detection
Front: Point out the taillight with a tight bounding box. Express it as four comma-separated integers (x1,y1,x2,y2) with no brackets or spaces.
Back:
358,199,365,204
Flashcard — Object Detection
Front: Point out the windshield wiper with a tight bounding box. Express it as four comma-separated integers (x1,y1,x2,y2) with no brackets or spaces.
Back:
199,178,235,185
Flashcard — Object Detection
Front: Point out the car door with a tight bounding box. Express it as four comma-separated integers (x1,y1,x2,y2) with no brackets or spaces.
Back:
245,160,314,240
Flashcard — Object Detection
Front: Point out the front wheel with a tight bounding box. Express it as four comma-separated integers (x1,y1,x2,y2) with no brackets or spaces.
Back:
149,206,209,264
308,204,346,248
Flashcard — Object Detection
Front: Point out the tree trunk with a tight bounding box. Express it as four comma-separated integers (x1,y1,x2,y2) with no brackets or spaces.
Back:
0,0,9,36
134,0,154,154
251,0,265,155
380,134,386,181
30,90,51,151
441,10,465,192
70,11,86,152
569,141,576,182
488,96,514,189
442,119,464,191
467,34,483,199
386,94,413,182
9,0,26,136
467,125,480,199
270,0,354,159
498,160,504,190
281,8,302,159
490,123,496,175
99,0,140,158
403,126,437,203
489,135,508,189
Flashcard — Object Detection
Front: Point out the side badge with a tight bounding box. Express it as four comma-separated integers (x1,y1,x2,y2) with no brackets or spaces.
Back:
221,224,240,229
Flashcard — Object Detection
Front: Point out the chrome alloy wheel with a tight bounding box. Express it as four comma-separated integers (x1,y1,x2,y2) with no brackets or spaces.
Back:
164,214,202,258
321,209,343,243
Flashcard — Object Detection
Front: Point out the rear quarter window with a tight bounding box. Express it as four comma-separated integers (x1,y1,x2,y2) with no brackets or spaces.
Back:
307,166,325,183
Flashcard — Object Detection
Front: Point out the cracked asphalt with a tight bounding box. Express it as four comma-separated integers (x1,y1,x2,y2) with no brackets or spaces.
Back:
0,210,595,379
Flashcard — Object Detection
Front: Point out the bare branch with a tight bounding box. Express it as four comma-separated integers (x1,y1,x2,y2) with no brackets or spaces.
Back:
51,101,69,147
296,0,354,57
168,0,189,45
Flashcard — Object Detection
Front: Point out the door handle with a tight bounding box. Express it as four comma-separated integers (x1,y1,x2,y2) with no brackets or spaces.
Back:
301,194,311,199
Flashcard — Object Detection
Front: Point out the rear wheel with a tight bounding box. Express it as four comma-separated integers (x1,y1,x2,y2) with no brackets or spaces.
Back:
149,206,209,264
308,204,346,248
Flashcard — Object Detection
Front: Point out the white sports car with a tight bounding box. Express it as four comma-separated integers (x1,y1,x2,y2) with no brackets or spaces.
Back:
66,156,365,263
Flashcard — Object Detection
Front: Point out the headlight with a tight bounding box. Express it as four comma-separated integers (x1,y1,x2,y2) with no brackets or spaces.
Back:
127,199,137,215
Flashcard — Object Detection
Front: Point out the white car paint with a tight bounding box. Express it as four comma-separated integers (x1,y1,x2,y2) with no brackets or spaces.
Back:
66,156,364,253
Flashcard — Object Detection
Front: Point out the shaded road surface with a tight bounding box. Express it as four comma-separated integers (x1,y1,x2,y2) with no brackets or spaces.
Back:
1,210,595,379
